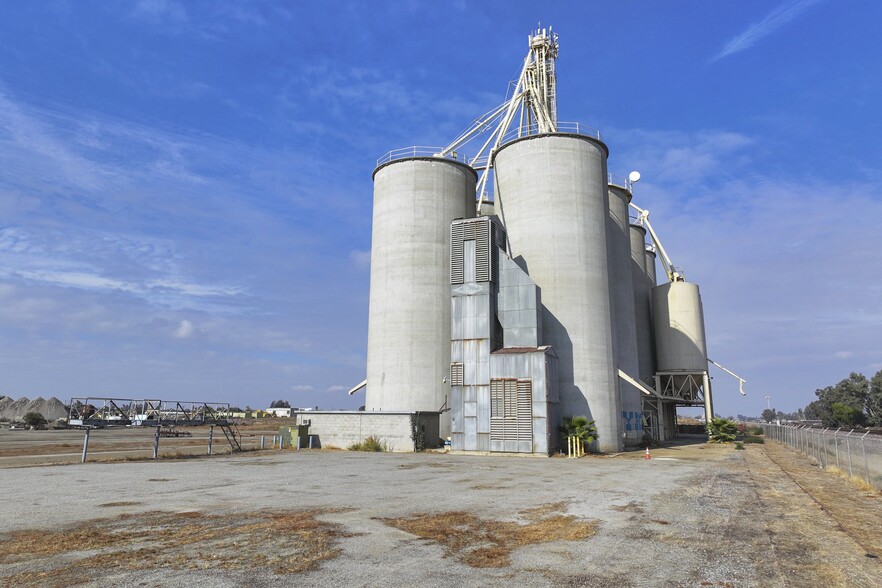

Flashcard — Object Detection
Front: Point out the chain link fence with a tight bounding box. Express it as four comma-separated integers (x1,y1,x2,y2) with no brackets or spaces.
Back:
760,423,882,492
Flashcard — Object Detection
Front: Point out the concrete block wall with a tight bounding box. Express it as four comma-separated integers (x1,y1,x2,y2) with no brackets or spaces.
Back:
292,411,440,452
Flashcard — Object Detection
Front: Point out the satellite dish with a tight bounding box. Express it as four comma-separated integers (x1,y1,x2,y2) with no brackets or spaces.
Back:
628,171,641,183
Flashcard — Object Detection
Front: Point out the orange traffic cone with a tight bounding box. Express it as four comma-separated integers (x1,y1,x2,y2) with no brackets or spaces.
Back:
644,447,651,459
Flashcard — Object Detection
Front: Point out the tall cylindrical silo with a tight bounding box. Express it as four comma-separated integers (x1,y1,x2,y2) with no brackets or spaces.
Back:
494,134,622,453
630,225,655,385
608,184,642,446
652,281,708,373
644,247,659,390
645,248,657,288
366,157,476,430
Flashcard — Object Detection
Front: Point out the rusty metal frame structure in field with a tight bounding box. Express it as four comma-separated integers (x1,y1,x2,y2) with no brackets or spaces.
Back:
68,396,231,428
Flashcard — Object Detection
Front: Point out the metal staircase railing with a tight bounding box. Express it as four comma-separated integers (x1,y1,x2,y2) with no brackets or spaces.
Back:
217,420,241,452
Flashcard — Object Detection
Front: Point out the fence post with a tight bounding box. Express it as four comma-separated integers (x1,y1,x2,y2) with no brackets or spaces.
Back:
153,426,161,459
81,428,90,463
260,435,265,450
834,428,841,469
208,426,214,456
861,432,870,486
845,429,854,478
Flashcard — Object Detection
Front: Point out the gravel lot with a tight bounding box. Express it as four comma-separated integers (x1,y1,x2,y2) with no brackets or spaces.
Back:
1,440,880,587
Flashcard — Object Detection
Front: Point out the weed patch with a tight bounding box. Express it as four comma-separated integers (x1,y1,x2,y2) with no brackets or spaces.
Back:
0,509,352,587
348,436,389,452
379,504,596,568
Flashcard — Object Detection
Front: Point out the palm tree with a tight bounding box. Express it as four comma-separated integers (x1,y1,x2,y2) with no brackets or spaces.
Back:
559,416,599,446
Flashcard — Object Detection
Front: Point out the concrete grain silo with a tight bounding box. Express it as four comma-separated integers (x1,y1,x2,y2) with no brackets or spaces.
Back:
652,280,713,426
652,282,708,374
365,157,476,433
630,224,656,386
607,181,642,446
494,134,622,453
645,248,657,288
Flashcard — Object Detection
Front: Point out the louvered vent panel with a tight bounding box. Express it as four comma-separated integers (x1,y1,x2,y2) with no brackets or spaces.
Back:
490,378,533,443
490,379,503,418
517,380,533,441
503,379,517,419
450,363,464,386
490,379,504,439
452,218,501,284
451,222,465,284
475,220,490,282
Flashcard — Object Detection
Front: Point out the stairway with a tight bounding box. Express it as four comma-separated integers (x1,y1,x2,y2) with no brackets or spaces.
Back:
217,420,242,452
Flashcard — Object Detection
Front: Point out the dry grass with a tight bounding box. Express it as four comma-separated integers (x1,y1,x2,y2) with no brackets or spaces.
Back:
0,509,352,587
398,462,452,470
826,465,879,494
520,501,570,520
380,503,596,568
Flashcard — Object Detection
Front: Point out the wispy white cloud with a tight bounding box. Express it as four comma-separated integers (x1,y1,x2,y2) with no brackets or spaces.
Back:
712,0,826,61
173,319,194,339
608,128,754,186
0,226,247,313
130,0,188,27
348,249,371,270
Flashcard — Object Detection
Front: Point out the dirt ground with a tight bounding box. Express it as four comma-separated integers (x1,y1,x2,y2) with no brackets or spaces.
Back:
0,440,880,587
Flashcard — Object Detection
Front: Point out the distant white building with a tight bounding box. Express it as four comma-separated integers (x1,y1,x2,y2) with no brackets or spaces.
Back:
265,407,292,418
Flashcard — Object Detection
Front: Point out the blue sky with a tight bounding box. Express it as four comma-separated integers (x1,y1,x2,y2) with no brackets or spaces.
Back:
0,0,880,417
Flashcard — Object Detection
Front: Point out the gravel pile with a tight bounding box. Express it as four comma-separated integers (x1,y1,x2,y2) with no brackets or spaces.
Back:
26,397,69,421
3,396,30,421
0,396,69,422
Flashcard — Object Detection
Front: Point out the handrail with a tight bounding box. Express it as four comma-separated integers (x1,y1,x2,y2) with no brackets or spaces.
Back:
376,146,464,167
497,121,602,146
608,172,632,192
376,121,604,170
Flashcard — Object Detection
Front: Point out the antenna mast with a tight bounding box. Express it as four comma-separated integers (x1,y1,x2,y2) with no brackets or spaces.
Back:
438,25,560,210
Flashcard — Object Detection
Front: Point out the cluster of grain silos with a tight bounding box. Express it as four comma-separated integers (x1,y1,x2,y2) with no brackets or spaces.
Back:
360,28,716,454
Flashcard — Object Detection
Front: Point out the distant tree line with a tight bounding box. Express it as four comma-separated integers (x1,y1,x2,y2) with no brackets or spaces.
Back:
770,371,882,427
761,408,804,423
